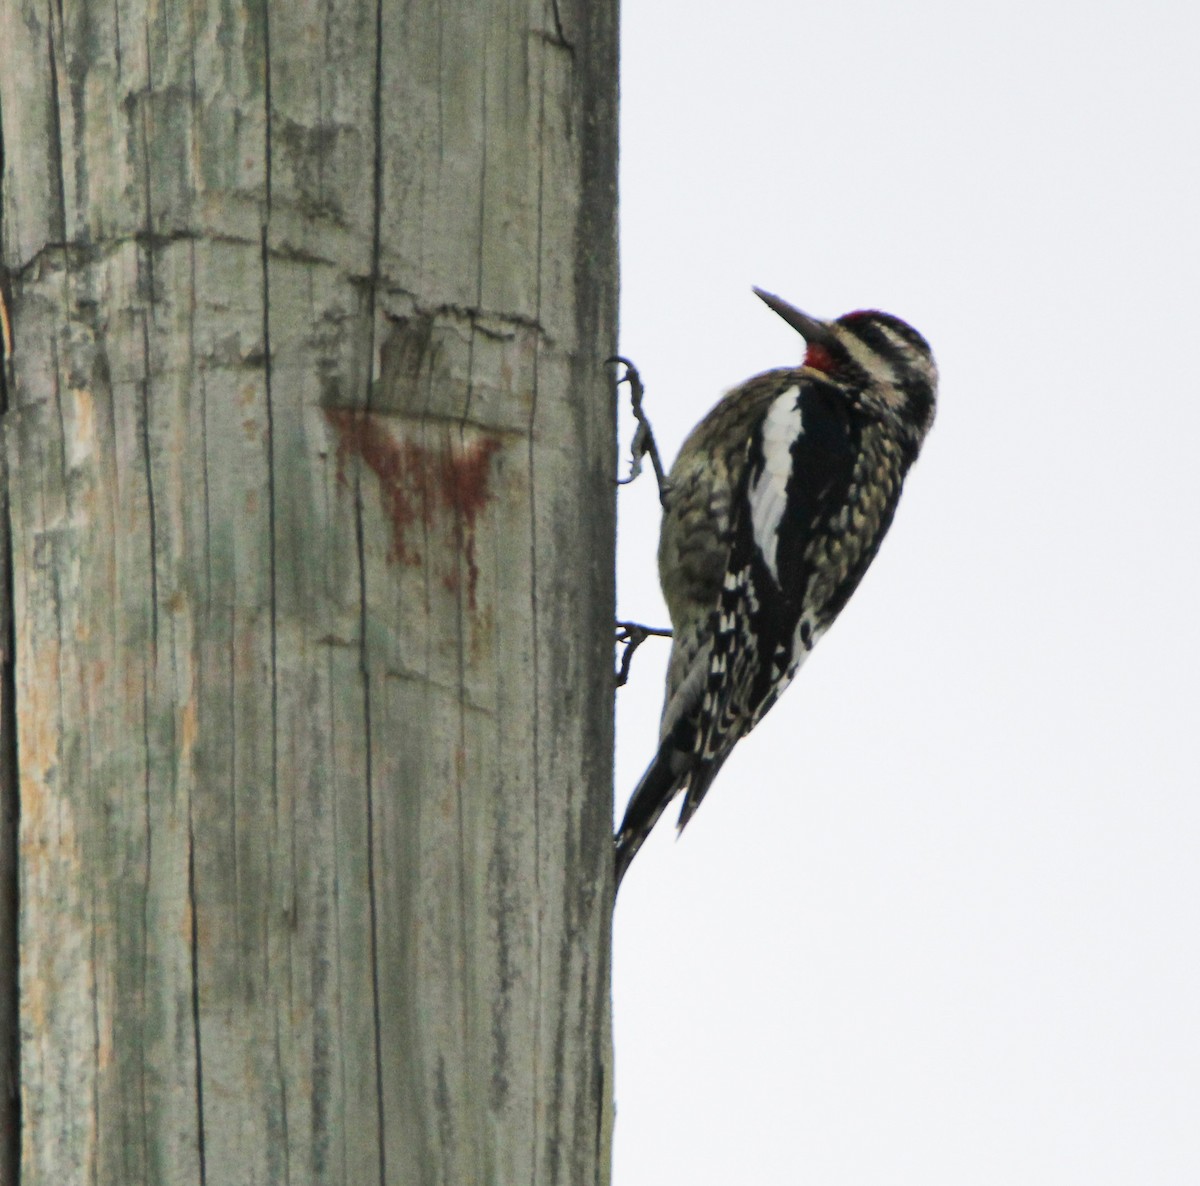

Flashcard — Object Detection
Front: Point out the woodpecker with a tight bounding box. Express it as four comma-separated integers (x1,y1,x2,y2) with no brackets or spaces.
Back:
615,288,937,888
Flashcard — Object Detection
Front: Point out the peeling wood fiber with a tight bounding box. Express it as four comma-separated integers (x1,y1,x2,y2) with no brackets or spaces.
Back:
0,0,618,1182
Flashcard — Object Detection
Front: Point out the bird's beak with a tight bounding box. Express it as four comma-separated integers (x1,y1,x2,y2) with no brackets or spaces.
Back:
753,288,831,343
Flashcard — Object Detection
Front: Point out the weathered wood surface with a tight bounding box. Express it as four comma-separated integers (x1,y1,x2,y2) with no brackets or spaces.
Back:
0,0,618,1181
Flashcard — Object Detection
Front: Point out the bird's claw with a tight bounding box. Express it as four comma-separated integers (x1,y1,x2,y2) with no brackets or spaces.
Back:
609,356,669,504
615,620,673,687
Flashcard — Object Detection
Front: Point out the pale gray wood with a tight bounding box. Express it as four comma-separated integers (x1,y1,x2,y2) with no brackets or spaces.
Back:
0,0,617,1181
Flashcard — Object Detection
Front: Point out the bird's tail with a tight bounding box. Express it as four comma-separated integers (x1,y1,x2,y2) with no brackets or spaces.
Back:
615,745,682,890
615,742,729,890
673,753,727,833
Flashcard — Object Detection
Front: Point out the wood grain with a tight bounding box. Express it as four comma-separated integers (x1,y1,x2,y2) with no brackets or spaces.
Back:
0,0,617,1180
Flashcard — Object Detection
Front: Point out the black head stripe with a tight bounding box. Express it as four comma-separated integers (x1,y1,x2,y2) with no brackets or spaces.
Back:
838,311,932,365
897,373,936,436
839,315,902,362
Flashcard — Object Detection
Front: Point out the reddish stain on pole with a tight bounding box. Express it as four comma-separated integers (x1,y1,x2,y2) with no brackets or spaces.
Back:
325,409,502,610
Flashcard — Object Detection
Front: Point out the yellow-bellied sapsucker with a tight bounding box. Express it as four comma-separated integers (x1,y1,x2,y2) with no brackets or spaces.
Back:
615,289,937,887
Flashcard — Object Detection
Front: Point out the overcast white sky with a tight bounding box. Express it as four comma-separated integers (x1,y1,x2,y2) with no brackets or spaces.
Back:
610,2,1200,1183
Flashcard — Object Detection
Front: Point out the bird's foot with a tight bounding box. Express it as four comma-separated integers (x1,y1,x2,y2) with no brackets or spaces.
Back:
609,356,669,505
615,620,673,687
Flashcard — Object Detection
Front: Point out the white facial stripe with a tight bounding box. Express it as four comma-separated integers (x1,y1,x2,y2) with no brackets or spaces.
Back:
840,328,898,383
874,322,914,360
749,386,801,582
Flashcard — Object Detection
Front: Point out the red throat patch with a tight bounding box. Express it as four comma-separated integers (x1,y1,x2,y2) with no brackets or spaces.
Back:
804,344,836,374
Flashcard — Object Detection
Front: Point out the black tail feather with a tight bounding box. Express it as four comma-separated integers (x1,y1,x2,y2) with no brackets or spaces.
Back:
673,752,728,833
615,743,729,890
614,745,682,890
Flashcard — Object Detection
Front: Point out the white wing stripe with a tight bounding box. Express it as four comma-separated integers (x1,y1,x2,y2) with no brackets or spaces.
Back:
749,386,802,582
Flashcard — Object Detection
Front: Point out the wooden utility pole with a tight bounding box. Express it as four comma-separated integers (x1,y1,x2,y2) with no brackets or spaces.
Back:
0,0,618,1181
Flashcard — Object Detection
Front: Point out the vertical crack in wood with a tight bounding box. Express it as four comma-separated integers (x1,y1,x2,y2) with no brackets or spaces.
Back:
43,0,68,243
182,17,207,1153
529,7,549,1180
112,0,123,77
138,27,160,660
133,269,158,1179
260,11,292,1169
362,0,388,1181
0,456,17,1186
226,601,241,958
198,364,212,604
140,671,155,1176
187,764,208,1186
354,474,385,1186
260,225,281,912
261,0,279,826
273,1014,291,1186
43,336,72,1179
367,0,385,388
0,84,21,1182
530,18,549,1186
548,0,575,54
138,313,159,656
453,435,471,1164
455,46,490,1166
454,49,491,1146
322,512,348,1184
